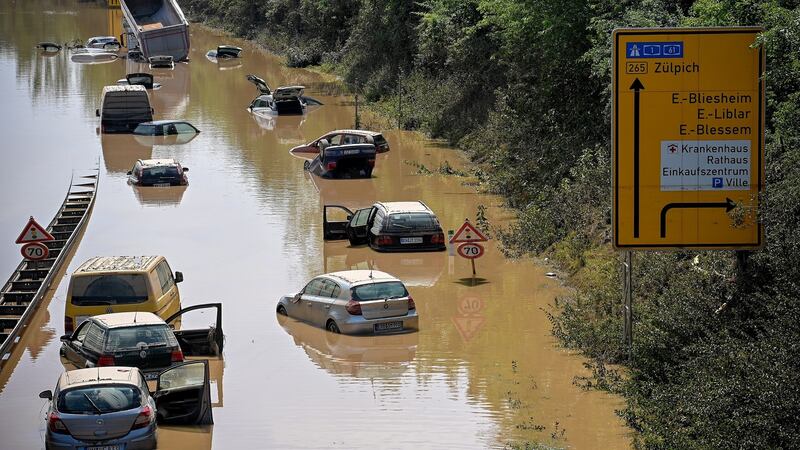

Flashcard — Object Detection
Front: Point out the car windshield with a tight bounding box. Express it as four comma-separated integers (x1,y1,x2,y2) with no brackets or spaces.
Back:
58,385,141,414
134,124,156,135
142,166,180,181
385,213,439,231
106,325,176,351
352,282,408,301
71,274,148,306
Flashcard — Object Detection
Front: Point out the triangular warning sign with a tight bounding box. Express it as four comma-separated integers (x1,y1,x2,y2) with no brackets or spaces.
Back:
450,220,488,243
15,217,54,243
452,315,486,342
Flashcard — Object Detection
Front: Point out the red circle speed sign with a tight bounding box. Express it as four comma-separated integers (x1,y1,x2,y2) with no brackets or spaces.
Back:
21,242,49,261
457,242,484,259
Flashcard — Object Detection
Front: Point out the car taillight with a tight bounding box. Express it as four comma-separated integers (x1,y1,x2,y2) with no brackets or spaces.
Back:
48,412,69,435
97,355,115,367
64,317,74,333
171,349,184,362
376,236,393,246
408,297,416,310
326,162,337,171
368,159,375,167
131,405,153,430
345,299,362,315
431,233,445,244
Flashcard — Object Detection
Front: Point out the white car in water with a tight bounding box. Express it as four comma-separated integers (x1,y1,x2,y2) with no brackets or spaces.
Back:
277,270,418,335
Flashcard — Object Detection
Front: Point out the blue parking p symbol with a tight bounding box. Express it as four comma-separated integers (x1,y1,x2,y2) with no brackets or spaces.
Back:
712,177,723,188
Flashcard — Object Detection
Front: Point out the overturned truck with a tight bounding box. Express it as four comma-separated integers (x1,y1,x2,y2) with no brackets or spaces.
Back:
120,0,190,61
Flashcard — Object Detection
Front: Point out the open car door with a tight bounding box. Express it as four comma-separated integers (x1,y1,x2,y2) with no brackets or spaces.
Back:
346,208,372,245
155,360,213,425
166,303,224,357
323,205,354,240
246,74,271,94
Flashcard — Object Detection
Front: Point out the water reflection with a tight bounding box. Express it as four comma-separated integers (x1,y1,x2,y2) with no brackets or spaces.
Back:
278,315,417,379
324,242,445,287
251,113,306,145
131,185,187,207
101,134,153,174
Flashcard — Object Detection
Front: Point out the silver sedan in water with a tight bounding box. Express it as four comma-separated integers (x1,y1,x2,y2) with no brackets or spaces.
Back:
277,270,419,335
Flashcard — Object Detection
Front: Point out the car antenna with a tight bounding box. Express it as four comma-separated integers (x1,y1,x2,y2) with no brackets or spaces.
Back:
133,312,137,323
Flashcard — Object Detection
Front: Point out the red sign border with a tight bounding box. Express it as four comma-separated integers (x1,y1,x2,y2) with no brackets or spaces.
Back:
457,242,485,259
20,242,50,261
450,220,488,244
15,217,55,244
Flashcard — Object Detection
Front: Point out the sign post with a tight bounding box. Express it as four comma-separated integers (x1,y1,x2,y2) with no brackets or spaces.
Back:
612,28,765,355
613,28,764,249
450,219,488,283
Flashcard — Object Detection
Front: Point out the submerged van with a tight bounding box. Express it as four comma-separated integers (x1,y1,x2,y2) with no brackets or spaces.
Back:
65,256,183,333
96,85,153,133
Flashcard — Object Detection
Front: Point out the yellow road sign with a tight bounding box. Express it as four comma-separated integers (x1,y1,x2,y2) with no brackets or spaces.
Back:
612,28,764,249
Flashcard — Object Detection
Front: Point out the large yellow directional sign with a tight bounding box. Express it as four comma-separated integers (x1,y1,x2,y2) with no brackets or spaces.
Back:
613,28,764,249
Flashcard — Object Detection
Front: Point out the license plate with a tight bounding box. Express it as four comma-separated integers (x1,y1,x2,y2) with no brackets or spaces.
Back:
86,446,121,450
153,183,170,187
144,372,158,380
374,321,403,332
400,237,423,244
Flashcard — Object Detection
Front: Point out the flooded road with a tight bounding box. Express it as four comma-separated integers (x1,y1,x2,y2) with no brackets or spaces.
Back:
0,1,630,448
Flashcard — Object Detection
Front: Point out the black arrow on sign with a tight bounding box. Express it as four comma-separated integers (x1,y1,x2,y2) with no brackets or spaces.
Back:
660,198,737,238
630,78,644,238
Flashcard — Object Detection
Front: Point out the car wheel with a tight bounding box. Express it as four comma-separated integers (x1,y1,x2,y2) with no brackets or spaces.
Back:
326,320,340,334
277,305,287,316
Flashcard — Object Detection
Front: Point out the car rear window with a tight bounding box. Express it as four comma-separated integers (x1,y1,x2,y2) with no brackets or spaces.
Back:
106,325,177,351
384,213,439,232
58,385,141,414
71,275,148,306
373,134,386,146
142,166,180,181
352,282,408,301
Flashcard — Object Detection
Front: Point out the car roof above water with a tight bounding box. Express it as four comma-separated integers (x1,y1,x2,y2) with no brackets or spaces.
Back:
59,367,141,389
75,256,161,273
139,120,187,126
91,311,165,328
375,201,432,215
326,270,400,286
138,158,179,167
102,84,147,94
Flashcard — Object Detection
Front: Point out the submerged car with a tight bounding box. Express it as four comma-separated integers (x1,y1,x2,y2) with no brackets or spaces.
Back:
149,55,174,69
291,129,390,155
305,142,376,179
133,120,199,136
128,159,188,186
36,42,62,53
323,201,447,251
277,270,418,335
60,305,223,379
40,362,214,449
117,73,162,90
86,36,121,50
206,45,242,59
246,74,322,116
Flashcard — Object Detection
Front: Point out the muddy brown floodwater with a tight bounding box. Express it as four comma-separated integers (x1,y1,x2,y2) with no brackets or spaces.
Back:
0,1,631,448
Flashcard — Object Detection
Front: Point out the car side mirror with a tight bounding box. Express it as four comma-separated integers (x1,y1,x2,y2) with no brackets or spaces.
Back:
127,170,132,175
346,215,352,221
293,293,301,302
174,271,184,283
151,108,154,114
60,334,71,342
95,109,100,117
182,167,189,172
39,390,52,400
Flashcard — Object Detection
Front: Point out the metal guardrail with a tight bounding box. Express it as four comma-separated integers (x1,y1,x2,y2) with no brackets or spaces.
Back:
0,169,99,368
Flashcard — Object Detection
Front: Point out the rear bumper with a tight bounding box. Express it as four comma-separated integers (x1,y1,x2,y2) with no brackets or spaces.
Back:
337,311,419,335
371,243,446,252
46,422,156,450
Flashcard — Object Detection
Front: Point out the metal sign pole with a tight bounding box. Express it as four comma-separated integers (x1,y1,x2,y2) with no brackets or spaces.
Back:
623,251,634,356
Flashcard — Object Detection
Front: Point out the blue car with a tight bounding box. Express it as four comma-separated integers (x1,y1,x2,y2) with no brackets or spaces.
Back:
305,142,377,179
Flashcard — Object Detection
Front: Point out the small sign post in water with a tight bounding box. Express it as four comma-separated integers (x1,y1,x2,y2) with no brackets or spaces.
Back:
450,219,488,282
16,216,54,261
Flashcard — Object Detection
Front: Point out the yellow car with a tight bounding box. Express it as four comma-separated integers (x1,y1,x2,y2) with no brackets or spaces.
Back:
65,256,183,333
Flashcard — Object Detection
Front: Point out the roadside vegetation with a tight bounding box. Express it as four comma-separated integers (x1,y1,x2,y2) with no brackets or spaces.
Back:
183,0,800,447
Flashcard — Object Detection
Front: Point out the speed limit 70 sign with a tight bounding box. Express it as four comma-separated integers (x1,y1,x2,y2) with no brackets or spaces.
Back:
21,242,49,261
457,243,484,259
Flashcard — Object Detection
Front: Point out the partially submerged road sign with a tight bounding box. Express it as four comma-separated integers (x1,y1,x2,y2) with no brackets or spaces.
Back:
15,216,55,244
613,28,764,249
450,219,488,244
